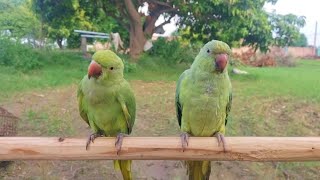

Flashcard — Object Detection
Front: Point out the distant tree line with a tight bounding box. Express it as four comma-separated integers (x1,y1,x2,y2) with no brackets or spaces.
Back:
0,0,308,59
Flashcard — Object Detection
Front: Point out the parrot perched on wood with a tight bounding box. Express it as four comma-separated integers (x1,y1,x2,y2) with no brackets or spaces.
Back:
175,40,232,180
77,50,136,180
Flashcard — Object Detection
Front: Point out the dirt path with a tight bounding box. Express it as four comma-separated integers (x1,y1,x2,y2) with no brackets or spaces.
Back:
1,81,319,179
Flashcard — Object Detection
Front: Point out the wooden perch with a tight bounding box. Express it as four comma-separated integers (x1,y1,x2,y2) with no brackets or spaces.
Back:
0,137,319,161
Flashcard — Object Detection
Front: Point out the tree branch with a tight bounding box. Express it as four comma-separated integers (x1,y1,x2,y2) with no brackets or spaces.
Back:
124,0,141,24
159,8,178,16
146,0,173,8
1,137,319,161
143,7,177,36
155,15,175,30
101,2,130,31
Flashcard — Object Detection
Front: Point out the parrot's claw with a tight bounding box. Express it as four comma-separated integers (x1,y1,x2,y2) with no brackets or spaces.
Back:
115,133,128,155
214,132,227,152
180,132,190,152
86,133,100,150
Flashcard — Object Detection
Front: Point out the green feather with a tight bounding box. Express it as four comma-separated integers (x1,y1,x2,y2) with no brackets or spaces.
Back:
175,40,232,179
175,69,189,127
92,50,124,69
77,50,135,180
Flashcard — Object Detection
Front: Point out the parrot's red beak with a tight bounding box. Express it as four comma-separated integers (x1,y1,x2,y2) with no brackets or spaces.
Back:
215,54,228,73
88,60,102,79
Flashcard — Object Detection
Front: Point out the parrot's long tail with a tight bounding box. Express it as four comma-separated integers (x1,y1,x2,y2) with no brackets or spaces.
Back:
186,160,211,180
114,160,132,180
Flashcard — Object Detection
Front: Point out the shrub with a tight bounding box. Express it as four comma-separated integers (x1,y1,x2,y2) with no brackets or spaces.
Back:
117,54,137,73
138,54,165,68
0,38,42,71
38,50,85,66
273,50,297,67
149,38,177,57
123,59,137,73
148,37,200,65
232,47,297,67
67,33,81,49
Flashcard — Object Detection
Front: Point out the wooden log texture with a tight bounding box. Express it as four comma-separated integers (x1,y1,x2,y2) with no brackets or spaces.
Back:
0,137,319,161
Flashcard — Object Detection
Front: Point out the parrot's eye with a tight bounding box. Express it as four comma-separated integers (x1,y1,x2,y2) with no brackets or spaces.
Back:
110,67,114,70
207,49,210,53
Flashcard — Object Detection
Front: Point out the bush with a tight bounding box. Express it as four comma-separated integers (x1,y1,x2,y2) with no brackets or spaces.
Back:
38,50,85,66
138,54,165,68
67,33,81,49
232,47,297,67
148,37,199,65
148,37,179,64
0,38,42,71
117,54,137,73
123,59,137,73
274,51,297,67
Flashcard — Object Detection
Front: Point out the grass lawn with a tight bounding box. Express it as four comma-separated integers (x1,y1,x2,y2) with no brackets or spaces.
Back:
1,54,319,102
0,51,89,101
231,60,320,102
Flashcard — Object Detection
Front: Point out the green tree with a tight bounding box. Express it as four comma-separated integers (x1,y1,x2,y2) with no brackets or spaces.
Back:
77,0,129,46
0,0,40,41
32,0,92,49
270,12,306,47
290,33,308,47
86,0,287,58
178,0,279,52
31,0,306,55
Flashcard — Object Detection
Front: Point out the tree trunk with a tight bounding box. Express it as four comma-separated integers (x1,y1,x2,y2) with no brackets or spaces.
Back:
124,0,146,60
129,21,146,59
38,17,47,49
127,3,174,59
101,1,176,59
57,38,63,49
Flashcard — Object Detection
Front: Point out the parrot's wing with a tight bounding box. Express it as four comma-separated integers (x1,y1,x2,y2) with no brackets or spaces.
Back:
175,70,189,128
77,80,89,125
117,83,136,134
225,91,232,126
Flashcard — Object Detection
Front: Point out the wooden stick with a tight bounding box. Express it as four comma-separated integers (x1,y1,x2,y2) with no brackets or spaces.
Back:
0,137,319,161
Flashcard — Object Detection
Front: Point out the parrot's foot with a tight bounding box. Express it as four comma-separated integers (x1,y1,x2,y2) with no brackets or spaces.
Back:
214,132,227,152
115,133,128,155
86,133,101,150
180,132,190,152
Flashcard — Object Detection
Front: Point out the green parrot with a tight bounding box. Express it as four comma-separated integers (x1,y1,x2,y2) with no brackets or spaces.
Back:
77,50,136,180
175,40,232,180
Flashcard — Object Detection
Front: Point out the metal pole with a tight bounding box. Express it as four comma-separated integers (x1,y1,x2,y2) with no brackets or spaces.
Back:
314,21,317,57
81,37,87,55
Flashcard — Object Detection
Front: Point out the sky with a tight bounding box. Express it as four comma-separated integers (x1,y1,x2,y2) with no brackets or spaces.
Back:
156,0,319,46
264,0,319,45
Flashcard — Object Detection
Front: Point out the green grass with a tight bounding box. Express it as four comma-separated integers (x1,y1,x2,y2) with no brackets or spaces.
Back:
0,52,188,100
230,60,320,102
226,60,320,178
227,59,320,137
0,50,89,100
22,109,75,136
123,54,188,81
125,63,187,81
1,51,319,102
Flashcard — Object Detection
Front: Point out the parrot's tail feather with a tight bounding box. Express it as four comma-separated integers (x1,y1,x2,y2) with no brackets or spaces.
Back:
113,160,132,180
186,160,211,180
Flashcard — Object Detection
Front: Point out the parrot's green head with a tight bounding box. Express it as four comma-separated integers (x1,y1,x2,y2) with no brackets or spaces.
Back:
88,50,124,80
192,40,231,74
